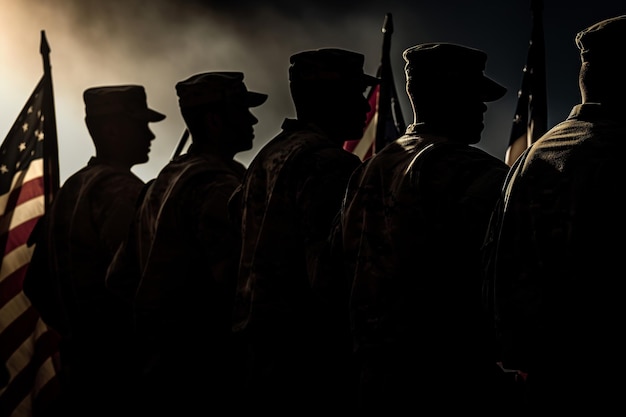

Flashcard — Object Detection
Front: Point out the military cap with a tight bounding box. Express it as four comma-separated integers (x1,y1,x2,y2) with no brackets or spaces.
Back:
175,71,268,109
575,15,626,64
289,48,380,86
402,43,506,102
83,85,165,122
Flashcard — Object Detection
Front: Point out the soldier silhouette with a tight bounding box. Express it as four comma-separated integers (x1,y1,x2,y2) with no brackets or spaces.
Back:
335,43,511,413
24,85,165,417
484,15,626,414
106,71,267,415
230,48,377,412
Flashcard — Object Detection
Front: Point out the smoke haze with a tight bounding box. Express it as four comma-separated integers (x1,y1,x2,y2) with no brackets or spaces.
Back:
2,0,624,182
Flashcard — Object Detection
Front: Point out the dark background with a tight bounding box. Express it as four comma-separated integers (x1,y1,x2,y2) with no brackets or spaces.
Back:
1,0,624,182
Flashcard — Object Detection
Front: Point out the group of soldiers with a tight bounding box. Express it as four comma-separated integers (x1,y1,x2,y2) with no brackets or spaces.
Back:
23,13,626,415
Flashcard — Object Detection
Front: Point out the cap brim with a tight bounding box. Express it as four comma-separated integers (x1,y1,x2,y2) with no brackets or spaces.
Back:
247,91,268,107
481,77,507,102
129,108,166,122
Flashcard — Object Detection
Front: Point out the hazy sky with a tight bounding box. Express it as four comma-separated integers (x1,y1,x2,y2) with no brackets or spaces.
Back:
1,0,625,183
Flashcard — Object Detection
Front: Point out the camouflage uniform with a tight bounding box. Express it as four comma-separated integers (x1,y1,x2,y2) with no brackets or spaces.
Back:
339,130,509,412
485,103,626,411
38,156,144,414
483,15,626,413
107,151,245,413
231,118,362,411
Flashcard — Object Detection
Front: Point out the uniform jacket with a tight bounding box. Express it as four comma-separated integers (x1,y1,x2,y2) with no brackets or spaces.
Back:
485,103,626,408
339,129,509,410
230,118,362,411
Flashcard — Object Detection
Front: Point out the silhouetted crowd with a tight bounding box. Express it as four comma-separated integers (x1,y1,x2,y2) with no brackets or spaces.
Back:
20,13,626,416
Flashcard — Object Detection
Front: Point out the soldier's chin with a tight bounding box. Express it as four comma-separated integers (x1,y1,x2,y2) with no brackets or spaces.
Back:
465,134,482,145
134,155,150,165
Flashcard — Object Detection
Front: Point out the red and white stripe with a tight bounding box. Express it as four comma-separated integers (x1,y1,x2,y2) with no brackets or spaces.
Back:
0,158,61,417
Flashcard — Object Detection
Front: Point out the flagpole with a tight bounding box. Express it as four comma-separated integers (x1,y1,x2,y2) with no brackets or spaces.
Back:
505,0,547,166
375,13,405,153
375,13,392,153
343,12,405,160
40,30,60,209
529,0,547,141
387,16,405,136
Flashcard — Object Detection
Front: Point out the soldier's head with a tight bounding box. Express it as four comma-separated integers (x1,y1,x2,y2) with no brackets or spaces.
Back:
403,43,506,144
575,15,626,107
176,71,267,157
84,85,165,168
288,48,379,142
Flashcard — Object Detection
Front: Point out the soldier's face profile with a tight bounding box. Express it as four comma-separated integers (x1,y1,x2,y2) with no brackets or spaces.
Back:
223,104,258,154
116,116,155,165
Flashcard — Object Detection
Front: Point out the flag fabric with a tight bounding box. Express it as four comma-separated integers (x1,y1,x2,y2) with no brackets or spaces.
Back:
344,12,405,161
345,83,380,160
505,0,548,167
0,32,62,417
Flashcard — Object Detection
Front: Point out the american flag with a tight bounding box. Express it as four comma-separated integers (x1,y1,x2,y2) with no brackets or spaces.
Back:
344,12,405,160
0,31,62,417
505,0,548,167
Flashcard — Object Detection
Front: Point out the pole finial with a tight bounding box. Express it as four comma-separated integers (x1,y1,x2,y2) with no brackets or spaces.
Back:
382,12,394,35
40,30,51,56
